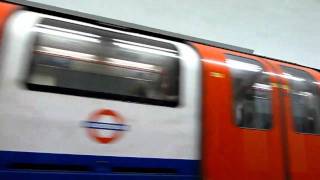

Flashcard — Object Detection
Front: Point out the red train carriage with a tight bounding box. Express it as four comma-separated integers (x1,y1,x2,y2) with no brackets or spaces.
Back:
195,44,320,180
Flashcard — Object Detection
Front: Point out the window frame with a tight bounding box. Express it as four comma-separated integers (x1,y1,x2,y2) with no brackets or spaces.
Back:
24,18,181,107
280,65,320,135
227,54,273,130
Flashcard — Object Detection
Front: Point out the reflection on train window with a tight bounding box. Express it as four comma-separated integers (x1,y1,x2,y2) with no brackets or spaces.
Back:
26,18,180,107
227,54,272,129
281,66,320,134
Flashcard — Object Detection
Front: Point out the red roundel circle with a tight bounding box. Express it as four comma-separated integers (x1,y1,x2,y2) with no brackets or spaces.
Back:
87,109,124,144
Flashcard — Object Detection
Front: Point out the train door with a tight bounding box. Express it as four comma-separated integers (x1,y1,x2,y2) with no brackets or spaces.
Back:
193,44,285,180
270,61,320,180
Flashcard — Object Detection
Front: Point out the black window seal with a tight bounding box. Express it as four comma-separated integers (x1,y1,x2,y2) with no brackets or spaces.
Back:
25,83,179,107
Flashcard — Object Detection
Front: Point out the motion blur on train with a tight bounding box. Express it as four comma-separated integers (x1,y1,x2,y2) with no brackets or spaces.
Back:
0,2,320,180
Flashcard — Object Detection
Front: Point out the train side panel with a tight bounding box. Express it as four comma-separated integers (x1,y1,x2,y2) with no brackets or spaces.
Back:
0,9,201,178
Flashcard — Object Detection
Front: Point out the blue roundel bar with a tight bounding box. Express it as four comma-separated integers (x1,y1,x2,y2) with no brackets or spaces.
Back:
82,121,129,131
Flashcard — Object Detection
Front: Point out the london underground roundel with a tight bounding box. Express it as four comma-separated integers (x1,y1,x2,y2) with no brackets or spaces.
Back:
83,109,128,144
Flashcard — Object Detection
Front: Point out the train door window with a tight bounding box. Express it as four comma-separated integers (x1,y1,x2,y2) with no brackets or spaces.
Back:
281,66,320,134
227,54,272,129
25,18,180,107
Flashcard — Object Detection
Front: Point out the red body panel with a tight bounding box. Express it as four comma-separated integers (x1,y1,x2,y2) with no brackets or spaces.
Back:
0,2,18,45
194,43,285,180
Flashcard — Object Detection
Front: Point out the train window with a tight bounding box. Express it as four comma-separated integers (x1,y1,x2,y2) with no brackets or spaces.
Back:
281,66,320,134
227,54,272,129
26,18,180,107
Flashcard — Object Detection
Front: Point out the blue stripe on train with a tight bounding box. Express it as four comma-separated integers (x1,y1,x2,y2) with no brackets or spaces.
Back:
0,151,200,179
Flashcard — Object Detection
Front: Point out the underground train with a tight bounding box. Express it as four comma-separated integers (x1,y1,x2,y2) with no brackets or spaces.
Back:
0,1,320,180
